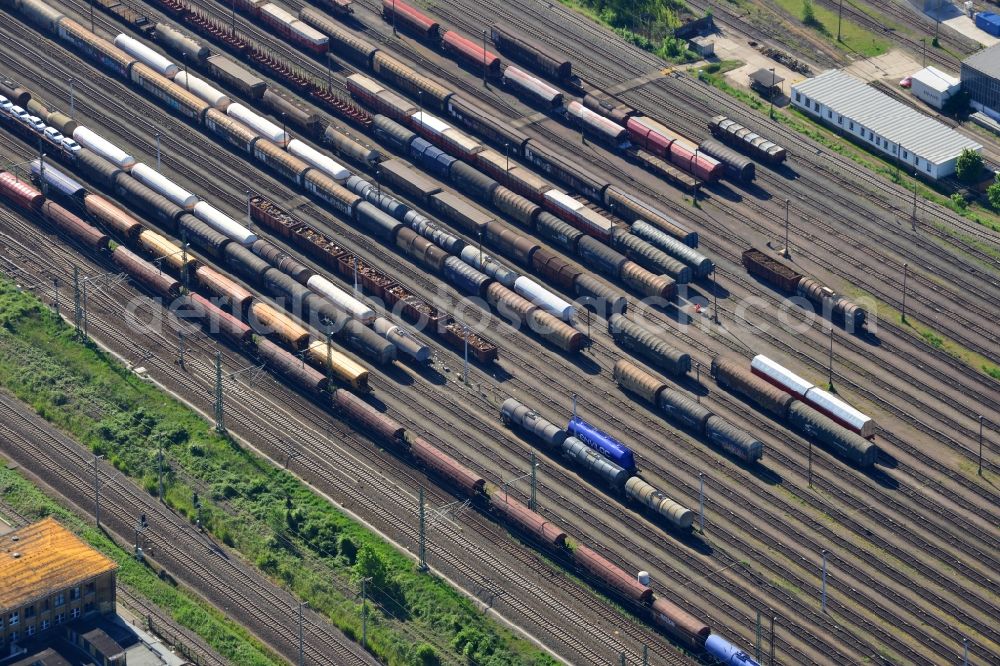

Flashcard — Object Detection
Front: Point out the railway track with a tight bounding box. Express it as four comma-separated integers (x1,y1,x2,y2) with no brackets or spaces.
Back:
0,65,696,663
7,3,1000,660
0,347,375,666
460,0,1000,361
418,0,1000,478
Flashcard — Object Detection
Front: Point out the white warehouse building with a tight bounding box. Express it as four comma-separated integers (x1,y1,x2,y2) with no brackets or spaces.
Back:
791,69,981,179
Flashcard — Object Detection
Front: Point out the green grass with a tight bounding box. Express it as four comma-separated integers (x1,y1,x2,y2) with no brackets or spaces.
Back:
842,286,1000,382
0,278,557,666
555,0,700,63
0,466,282,666
770,0,890,57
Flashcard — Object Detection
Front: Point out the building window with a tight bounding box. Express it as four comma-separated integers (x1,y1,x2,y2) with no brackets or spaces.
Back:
849,121,855,130
892,145,897,154
85,582,96,596
837,114,843,125
902,150,908,159
926,162,932,172
71,608,81,620
9,611,18,626
8,631,17,642
826,108,832,118
813,101,820,111
794,91,801,102
84,602,95,615
55,613,66,625
70,587,81,601
26,624,35,637
41,619,51,631
24,606,35,619
55,593,65,607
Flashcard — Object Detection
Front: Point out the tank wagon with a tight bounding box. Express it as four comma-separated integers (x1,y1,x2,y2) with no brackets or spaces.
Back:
741,248,867,329
613,360,763,463
708,115,787,165
567,416,636,472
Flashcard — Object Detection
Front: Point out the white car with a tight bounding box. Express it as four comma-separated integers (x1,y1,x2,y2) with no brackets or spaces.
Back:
26,115,46,134
43,127,64,144
10,105,29,123
0,95,12,115
61,137,81,154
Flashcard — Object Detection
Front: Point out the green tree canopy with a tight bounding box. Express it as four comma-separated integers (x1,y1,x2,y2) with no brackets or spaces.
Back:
955,148,984,183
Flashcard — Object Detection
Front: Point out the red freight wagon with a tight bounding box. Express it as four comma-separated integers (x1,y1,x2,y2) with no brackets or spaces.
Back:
382,0,440,41
442,30,501,77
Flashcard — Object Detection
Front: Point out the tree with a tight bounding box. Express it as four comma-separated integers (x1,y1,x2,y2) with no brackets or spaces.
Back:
988,173,1000,210
803,0,819,27
955,148,984,183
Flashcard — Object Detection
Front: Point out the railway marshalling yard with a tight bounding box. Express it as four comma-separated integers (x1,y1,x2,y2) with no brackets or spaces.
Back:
0,0,997,665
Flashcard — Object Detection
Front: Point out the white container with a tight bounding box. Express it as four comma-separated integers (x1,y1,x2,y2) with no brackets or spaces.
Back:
72,126,136,169
173,72,231,109
513,276,575,321
287,139,349,182
290,20,328,48
113,34,179,79
637,571,651,586
193,202,257,245
227,103,289,146
131,163,199,210
306,274,375,325
259,3,296,25
804,386,874,438
751,354,813,399
543,189,583,214
410,111,450,135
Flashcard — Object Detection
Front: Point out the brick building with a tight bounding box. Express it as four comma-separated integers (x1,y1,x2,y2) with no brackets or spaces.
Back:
0,518,118,662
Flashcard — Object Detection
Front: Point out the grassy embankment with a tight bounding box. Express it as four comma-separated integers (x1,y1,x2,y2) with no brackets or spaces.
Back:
0,277,558,666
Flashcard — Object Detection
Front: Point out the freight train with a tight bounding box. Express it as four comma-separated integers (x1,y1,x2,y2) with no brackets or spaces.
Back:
711,357,877,467
1,164,373,390
613,360,764,464
742,248,868,330
501,398,694,528
8,7,596,355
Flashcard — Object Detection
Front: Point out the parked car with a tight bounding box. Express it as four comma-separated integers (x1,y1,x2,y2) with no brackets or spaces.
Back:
43,127,64,144
26,115,46,134
61,137,81,154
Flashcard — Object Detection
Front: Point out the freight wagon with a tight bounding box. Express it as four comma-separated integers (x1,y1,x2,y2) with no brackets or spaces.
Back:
490,24,572,80
441,30,500,78
381,0,440,41
708,115,787,165
741,249,867,329
613,360,763,463
713,356,876,466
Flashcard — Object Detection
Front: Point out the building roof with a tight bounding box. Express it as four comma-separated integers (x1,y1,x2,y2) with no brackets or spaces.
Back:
963,43,1000,79
750,68,784,87
0,517,118,611
911,66,960,93
792,69,982,164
